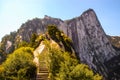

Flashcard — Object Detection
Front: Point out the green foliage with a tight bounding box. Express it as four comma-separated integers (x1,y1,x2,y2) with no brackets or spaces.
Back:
0,32,16,63
47,25,60,42
70,64,102,80
47,25,73,53
0,49,7,64
16,33,45,50
1,47,36,80
36,34,46,42
17,41,29,48
29,33,38,48
108,36,120,50
44,40,102,80
57,52,78,80
0,24,102,80
29,33,46,49
60,33,73,53
0,31,16,53
0,65,4,80
48,48,62,77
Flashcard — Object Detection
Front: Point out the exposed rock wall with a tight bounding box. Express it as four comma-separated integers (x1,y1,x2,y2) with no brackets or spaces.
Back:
0,9,119,79
64,9,118,78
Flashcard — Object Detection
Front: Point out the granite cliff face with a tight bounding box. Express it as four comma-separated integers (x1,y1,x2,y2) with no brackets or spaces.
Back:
0,9,120,79
63,9,119,79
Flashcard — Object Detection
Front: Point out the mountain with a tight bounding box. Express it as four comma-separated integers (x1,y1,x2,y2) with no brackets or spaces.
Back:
0,9,120,80
108,35,120,50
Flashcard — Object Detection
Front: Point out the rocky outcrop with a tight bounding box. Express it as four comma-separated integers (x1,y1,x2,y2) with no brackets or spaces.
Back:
108,35,120,50
0,31,16,53
64,9,118,79
0,9,119,79
16,16,64,42
105,54,120,80
33,42,45,66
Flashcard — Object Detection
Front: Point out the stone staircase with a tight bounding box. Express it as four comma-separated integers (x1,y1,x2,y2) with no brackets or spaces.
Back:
36,61,49,80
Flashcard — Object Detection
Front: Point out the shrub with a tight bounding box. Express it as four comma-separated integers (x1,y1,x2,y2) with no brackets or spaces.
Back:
2,47,36,80
0,65,4,80
47,25,73,53
47,25,60,42
70,64,102,80
45,41,102,80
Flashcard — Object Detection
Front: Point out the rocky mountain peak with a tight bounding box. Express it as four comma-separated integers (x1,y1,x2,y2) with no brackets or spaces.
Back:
61,9,118,79
44,15,52,19
0,9,120,79
68,8,117,61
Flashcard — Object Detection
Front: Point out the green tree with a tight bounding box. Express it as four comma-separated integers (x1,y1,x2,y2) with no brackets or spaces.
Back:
47,25,73,53
34,25,103,80
0,65,4,80
17,41,29,48
70,64,102,80
57,52,78,80
2,47,36,80
48,48,63,78
29,33,38,48
47,25,60,42
45,41,102,80
56,53,102,80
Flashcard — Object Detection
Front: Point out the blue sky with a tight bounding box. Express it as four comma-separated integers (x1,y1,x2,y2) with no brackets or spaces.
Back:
0,0,120,41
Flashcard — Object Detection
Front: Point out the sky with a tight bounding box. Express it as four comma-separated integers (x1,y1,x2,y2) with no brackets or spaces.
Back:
0,0,120,41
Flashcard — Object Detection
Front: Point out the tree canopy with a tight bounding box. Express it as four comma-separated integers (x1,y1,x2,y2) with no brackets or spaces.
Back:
0,47,36,80
42,38,102,80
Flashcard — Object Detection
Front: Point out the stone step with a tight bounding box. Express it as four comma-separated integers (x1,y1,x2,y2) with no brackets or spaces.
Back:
39,68,48,73
37,73,48,76
39,68,48,70
36,77,48,80
36,78,47,80
36,61,49,80
36,73,49,80
39,71,49,73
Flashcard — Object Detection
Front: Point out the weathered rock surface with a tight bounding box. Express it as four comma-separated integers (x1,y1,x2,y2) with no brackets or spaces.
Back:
65,9,118,78
0,9,120,79
108,35,120,51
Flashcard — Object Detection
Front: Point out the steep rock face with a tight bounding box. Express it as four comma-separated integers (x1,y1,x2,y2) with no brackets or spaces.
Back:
0,32,16,53
16,16,64,42
0,9,119,79
65,9,118,77
16,10,118,79
105,54,120,80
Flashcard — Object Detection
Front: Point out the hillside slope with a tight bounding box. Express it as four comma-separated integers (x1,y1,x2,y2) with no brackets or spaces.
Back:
0,9,120,80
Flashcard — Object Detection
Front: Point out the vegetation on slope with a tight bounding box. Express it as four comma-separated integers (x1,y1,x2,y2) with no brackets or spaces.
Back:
0,47,36,80
0,32,17,63
41,40,102,80
47,24,73,53
0,25,102,80
107,35,120,51
38,25,103,80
